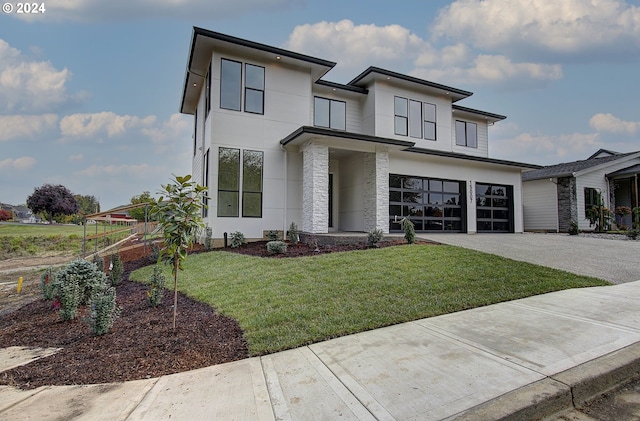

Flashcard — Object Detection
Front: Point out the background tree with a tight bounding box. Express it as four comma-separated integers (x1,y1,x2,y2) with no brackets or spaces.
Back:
0,209,11,221
129,191,157,221
27,184,79,223
75,194,100,216
152,175,206,330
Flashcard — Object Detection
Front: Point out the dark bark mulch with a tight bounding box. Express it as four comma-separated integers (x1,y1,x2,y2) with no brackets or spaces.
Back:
0,238,419,389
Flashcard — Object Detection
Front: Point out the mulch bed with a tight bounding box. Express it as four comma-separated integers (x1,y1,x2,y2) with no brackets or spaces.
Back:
0,238,416,389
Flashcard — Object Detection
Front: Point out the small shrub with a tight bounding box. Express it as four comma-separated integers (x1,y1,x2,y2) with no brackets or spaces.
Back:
204,226,213,250
401,217,416,244
54,259,107,306
367,228,384,247
628,229,639,240
288,222,299,244
108,253,124,286
54,272,81,321
86,285,121,335
92,254,105,272
147,265,166,307
568,220,579,235
148,242,161,263
229,231,246,248
40,267,55,301
266,230,279,241
266,240,287,254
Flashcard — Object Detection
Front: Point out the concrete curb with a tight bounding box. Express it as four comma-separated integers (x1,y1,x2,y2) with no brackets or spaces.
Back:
447,342,640,421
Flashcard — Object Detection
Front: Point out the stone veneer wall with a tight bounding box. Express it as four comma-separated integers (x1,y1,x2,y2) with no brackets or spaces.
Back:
301,142,329,233
363,150,390,233
557,176,577,232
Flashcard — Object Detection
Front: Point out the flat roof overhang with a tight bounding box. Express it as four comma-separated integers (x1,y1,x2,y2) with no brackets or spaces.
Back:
280,126,415,149
181,27,336,115
452,105,506,124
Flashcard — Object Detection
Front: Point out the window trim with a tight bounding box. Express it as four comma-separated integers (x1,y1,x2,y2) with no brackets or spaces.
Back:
241,150,264,218
314,96,346,131
244,63,265,115
220,58,243,112
205,61,212,117
193,109,198,156
423,102,436,141
395,96,437,140
455,120,478,148
217,147,240,217
394,96,408,136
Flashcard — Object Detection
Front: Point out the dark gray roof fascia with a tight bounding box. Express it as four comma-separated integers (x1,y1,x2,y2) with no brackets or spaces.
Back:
280,126,415,148
452,105,506,121
406,147,542,169
315,80,368,94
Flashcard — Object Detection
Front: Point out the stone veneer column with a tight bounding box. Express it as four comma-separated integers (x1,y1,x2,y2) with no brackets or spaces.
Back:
301,141,329,233
557,176,577,232
363,148,389,233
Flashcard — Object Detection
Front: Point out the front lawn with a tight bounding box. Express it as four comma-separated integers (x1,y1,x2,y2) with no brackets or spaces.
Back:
130,244,608,355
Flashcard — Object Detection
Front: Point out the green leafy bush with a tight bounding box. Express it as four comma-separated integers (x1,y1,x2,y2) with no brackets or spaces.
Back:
147,265,166,307
266,230,279,241
628,229,639,240
367,228,384,247
401,217,416,244
86,285,120,335
92,254,105,272
230,231,246,248
40,267,55,301
266,241,287,254
287,222,299,244
108,253,124,286
568,220,579,235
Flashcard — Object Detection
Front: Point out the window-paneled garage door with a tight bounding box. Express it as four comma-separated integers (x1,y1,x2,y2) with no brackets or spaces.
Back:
389,174,466,232
476,183,514,233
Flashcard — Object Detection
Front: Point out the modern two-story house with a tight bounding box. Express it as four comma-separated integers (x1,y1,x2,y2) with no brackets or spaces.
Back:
179,27,540,242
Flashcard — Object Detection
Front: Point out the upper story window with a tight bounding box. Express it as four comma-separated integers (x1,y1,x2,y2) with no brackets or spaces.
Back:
455,120,477,148
205,61,212,116
220,59,265,114
314,97,346,130
245,64,265,114
395,96,437,141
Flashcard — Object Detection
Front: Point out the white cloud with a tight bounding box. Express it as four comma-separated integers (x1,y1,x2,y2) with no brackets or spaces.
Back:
285,19,433,71
589,113,640,135
141,113,192,152
0,39,84,113
432,0,640,60
60,112,156,140
0,114,58,142
9,0,302,22
69,153,84,162
0,157,36,171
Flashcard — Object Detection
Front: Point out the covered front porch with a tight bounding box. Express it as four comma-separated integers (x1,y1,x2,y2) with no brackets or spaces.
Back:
609,165,640,228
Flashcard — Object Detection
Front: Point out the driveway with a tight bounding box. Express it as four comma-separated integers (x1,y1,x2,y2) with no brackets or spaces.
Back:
418,233,640,284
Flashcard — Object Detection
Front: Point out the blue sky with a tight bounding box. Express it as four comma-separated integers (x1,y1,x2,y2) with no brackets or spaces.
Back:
1,0,639,210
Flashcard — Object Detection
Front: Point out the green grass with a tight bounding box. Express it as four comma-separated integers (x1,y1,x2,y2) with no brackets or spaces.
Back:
0,223,86,237
130,244,609,356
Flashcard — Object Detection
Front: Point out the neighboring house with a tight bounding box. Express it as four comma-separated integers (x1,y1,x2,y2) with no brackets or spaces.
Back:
0,203,34,222
522,149,640,232
180,27,541,240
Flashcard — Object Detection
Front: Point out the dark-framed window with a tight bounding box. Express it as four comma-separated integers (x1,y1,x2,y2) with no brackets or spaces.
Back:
476,183,513,232
394,96,408,136
584,187,598,216
242,150,263,217
193,109,198,156
202,148,210,218
423,102,436,141
217,147,240,217
220,59,242,111
244,64,264,114
314,97,346,130
455,120,477,148
205,61,212,117
409,99,422,138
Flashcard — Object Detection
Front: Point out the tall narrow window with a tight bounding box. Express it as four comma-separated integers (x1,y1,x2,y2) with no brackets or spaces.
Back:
394,96,408,136
202,149,210,218
455,120,477,148
584,187,598,216
242,150,263,217
205,61,212,116
245,64,264,114
193,110,198,156
314,97,346,130
423,103,436,140
217,147,240,217
220,59,242,111
409,100,422,138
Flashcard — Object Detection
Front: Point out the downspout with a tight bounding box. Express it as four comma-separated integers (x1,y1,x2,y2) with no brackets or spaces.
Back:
281,145,288,238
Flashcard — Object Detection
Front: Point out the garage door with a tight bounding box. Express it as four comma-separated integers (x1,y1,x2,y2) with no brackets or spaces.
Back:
389,174,466,232
476,183,513,233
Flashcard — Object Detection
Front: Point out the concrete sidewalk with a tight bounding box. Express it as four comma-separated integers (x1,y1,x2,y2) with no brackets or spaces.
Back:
3,281,640,420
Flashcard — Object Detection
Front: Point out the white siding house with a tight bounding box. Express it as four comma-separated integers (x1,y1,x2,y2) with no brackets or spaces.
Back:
522,149,640,232
180,27,541,242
